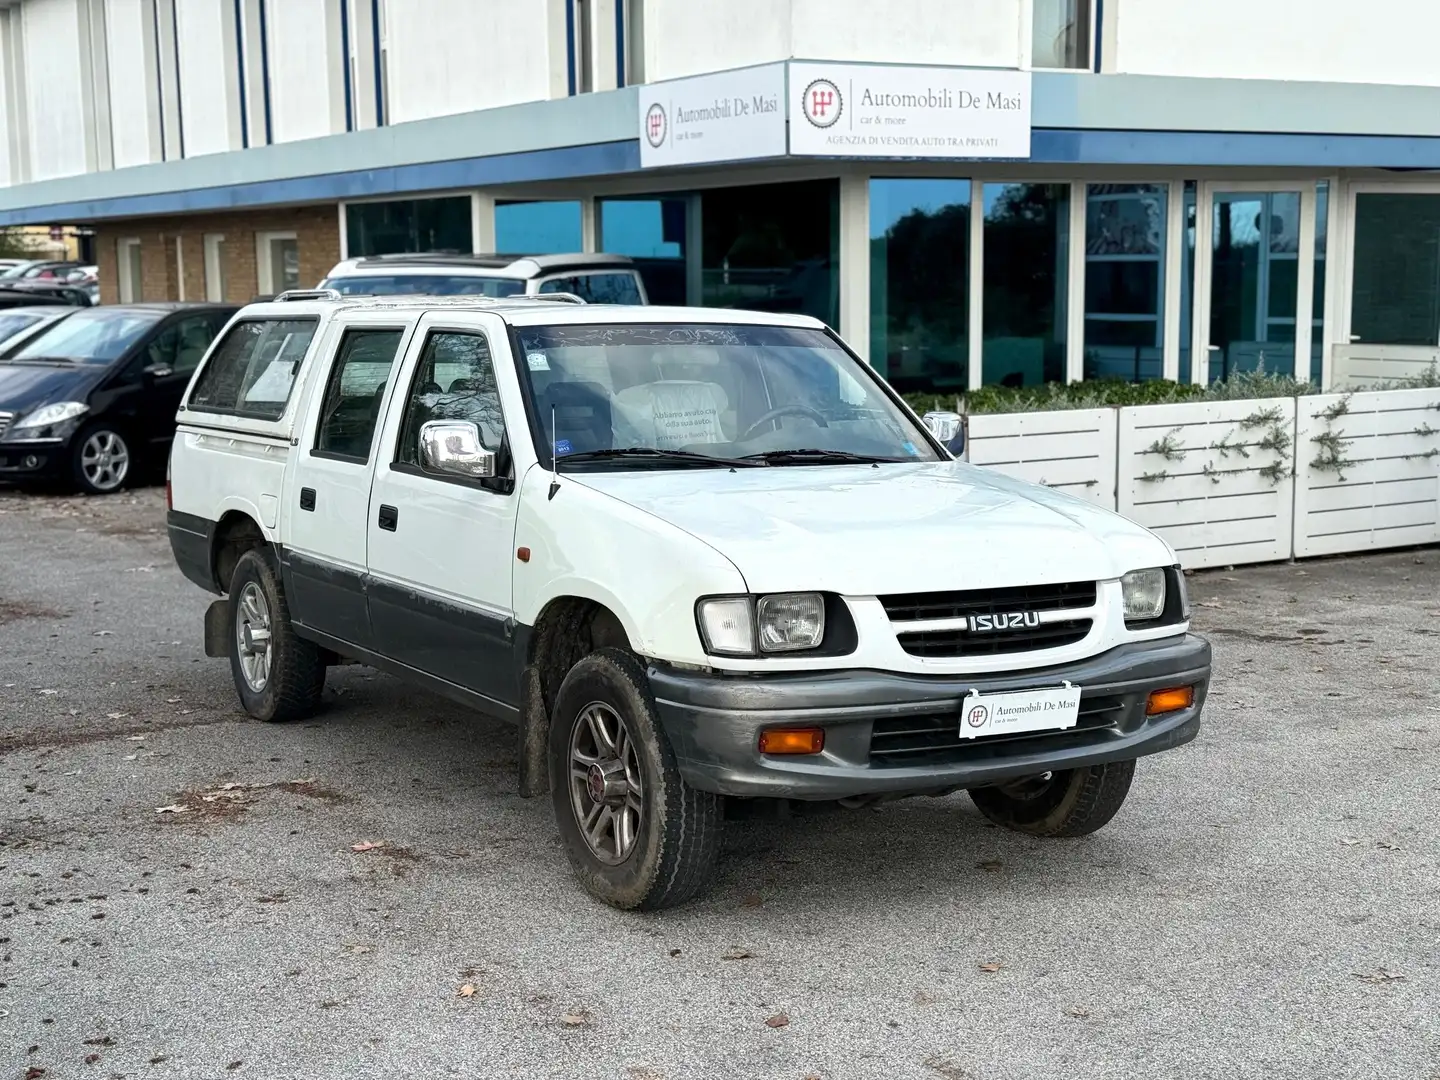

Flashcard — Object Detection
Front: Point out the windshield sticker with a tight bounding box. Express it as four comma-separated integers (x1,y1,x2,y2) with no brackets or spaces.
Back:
527,352,550,371
902,441,920,456
554,439,573,456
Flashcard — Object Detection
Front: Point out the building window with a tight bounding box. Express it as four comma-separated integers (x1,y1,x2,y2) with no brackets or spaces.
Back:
204,234,227,302
598,197,687,304
256,230,300,295
623,0,645,85
982,183,1069,387
869,179,971,394
1310,181,1328,384
118,238,142,303
1350,193,1440,347
345,196,473,257
573,0,593,94
700,180,839,328
1208,190,1300,382
495,201,583,254
1085,184,1167,382
1032,0,1091,70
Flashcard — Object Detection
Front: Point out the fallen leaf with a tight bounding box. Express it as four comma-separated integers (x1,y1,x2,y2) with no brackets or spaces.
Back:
976,860,1003,873
154,804,190,814
93,630,113,637
1377,840,1400,850
1064,1006,1091,1018
123,754,139,762
457,984,476,998
764,1012,789,1029
978,962,1002,973
561,1010,591,1027
343,943,372,954
351,841,386,852
1352,969,1404,984
38,688,57,695
125,734,144,740
667,948,681,957
722,948,754,961
1340,838,1361,846
166,697,182,704
740,893,763,908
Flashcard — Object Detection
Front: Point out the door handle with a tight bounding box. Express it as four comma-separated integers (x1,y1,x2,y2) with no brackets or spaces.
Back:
377,504,398,532
299,487,316,512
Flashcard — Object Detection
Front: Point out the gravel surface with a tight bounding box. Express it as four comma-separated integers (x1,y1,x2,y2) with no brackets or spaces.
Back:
2,485,1437,1080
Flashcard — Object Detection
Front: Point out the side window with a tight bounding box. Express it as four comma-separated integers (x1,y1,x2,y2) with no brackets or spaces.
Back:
156,314,220,376
188,318,319,419
313,328,406,462
396,330,506,470
539,273,643,305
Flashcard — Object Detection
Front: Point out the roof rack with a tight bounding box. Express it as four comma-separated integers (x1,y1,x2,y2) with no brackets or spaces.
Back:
527,293,586,305
275,288,341,302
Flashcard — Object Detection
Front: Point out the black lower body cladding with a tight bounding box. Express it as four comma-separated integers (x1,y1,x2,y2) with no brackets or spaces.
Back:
648,634,1211,800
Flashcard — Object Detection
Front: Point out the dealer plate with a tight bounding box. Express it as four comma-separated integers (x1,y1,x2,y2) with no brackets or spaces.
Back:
959,682,1082,740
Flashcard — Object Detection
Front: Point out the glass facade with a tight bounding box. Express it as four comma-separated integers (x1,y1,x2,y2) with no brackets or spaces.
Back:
982,183,1068,387
1032,0,1091,69
495,200,583,254
598,197,688,305
1310,182,1328,384
700,180,839,327
1206,190,1300,382
869,179,970,394
1351,192,1440,347
1084,184,1166,382
346,196,473,256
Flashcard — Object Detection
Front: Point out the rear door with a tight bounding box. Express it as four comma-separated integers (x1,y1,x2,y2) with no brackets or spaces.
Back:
281,313,413,651
364,312,522,710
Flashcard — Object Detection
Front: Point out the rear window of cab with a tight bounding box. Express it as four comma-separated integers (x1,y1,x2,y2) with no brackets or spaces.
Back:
187,317,319,420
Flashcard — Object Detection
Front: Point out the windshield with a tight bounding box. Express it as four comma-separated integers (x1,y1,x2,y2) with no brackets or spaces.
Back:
321,274,526,298
0,312,46,344
6,308,163,363
515,323,939,468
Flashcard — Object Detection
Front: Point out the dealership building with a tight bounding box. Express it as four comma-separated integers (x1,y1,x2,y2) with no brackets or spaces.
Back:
3,0,1440,392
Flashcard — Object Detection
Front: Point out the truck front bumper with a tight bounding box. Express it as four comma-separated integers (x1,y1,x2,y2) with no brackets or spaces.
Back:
648,634,1210,800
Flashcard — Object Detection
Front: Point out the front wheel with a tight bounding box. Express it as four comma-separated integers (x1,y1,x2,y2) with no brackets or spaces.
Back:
71,425,131,494
968,759,1136,837
227,548,326,722
549,648,721,910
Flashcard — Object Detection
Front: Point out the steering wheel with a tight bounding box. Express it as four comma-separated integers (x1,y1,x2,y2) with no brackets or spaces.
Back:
740,404,829,442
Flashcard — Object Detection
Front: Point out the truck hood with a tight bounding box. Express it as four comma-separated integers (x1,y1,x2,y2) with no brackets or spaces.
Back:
575,462,1172,595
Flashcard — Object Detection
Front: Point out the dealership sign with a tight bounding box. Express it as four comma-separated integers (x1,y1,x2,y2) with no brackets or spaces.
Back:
637,63,787,168
788,63,1031,159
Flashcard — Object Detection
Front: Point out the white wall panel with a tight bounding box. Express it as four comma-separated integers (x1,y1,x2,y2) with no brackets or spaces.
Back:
792,0,1022,69
105,0,161,167
642,0,790,82
264,0,340,142
175,0,238,155
383,0,554,122
22,0,89,179
1111,0,1440,86
967,408,1118,509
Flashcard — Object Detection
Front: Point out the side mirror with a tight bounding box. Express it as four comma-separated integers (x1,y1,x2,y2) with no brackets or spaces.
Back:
922,410,965,456
420,420,496,478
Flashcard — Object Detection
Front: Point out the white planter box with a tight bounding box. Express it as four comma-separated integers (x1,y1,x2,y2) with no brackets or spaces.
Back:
965,408,1117,510
1117,398,1297,571
1293,388,1440,557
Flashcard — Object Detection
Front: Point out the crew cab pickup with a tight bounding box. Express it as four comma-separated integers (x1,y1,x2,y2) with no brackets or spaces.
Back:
166,292,1211,910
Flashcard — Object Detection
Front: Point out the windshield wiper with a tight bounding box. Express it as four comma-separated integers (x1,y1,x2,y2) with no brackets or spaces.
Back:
560,447,763,469
740,448,898,465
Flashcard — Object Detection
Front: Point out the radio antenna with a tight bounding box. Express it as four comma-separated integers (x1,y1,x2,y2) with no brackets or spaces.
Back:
548,403,561,500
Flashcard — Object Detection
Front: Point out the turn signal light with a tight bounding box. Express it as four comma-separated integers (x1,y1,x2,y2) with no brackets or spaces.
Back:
758,727,825,755
1146,686,1195,715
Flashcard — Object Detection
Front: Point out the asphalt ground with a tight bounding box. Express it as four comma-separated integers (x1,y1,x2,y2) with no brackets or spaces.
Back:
1,485,1437,1080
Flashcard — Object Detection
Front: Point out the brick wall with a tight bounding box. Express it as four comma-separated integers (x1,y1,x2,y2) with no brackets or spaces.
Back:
92,205,340,305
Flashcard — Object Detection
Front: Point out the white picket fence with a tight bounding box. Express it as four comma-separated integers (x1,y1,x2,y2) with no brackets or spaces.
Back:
965,388,1440,570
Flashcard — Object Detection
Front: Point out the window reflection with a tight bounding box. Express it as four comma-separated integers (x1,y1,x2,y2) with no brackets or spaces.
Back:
1351,192,1440,347
599,197,689,305
982,183,1068,387
346,196,473,257
1209,191,1299,382
1085,184,1166,382
495,200,583,254
869,179,970,394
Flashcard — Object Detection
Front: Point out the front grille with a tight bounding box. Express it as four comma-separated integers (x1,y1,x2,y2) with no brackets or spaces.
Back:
881,581,1097,659
869,694,1127,766
0,412,12,440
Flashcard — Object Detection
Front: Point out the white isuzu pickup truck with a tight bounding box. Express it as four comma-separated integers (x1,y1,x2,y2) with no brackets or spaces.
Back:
166,291,1211,910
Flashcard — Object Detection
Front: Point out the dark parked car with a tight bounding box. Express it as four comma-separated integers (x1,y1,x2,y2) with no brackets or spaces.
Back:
0,303,237,493
0,306,78,352
0,281,93,306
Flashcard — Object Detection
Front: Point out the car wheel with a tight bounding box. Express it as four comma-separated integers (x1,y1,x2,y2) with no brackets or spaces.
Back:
549,647,722,910
968,759,1136,838
227,548,325,723
71,425,131,495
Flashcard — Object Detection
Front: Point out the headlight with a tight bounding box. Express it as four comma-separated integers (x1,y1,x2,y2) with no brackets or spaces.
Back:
9,400,88,438
757,593,825,653
1121,568,1167,622
696,593,827,656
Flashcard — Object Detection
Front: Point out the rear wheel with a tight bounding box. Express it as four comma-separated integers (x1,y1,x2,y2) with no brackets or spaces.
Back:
968,759,1136,837
227,548,325,722
549,648,721,910
71,425,131,495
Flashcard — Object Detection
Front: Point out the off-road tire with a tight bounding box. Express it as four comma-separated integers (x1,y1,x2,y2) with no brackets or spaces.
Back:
227,548,325,723
549,647,722,910
968,759,1136,837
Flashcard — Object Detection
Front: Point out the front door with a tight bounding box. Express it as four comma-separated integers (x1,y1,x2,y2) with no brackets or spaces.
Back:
130,312,228,449
1193,183,1318,384
365,316,521,711
283,317,411,650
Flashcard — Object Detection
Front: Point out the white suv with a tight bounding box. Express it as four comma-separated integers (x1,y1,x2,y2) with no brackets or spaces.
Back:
319,252,649,305
166,294,1211,910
